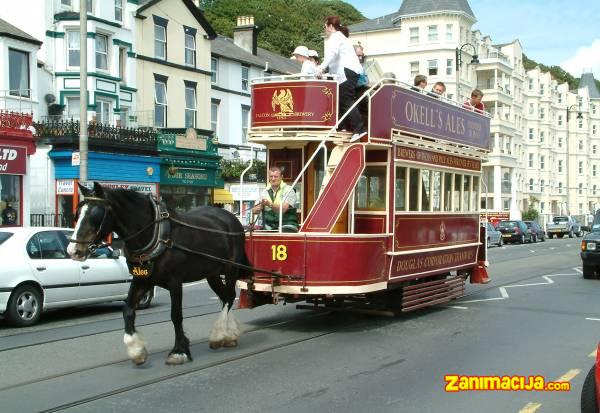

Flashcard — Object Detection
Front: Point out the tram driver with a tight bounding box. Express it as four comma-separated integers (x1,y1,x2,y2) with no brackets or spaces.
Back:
252,166,299,232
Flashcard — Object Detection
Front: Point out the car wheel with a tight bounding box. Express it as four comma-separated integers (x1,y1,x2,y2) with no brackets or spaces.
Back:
583,265,597,279
6,284,43,327
533,235,537,243
497,237,503,247
578,230,584,237
541,234,546,242
137,289,154,310
569,230,574,238
581,365,598,413
520,234,525,244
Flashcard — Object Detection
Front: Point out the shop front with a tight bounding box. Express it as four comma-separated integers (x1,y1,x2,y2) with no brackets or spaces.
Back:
0,111,35,227
157,129,223,213
50,150,160,227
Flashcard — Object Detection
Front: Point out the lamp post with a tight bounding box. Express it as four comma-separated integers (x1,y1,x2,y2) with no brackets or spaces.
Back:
455,43,479,102
564,104,583,216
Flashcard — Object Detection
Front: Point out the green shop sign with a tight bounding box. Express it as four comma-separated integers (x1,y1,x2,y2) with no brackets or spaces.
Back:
160,165,216,187
157,128,218,156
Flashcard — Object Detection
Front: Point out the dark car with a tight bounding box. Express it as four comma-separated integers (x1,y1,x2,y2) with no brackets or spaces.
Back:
580,211,600,279
524,221,546,242
496,220,533,244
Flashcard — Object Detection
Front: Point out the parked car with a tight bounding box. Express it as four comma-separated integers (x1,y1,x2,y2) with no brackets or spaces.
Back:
0,227,152,326
581,211,600,279
546,215,583,238
483,222,503,247
496,220,533,244
524,221,546,242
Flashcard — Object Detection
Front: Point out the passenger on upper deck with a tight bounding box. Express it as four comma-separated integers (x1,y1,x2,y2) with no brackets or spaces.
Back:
463,89,485,113
292,45,317,76
252,166,298,232
316,16,367,142
411,75,427,92
308,49,320,65
429,81,446,98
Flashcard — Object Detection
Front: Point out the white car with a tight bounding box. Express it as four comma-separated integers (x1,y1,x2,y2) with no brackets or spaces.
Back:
0,227,152,327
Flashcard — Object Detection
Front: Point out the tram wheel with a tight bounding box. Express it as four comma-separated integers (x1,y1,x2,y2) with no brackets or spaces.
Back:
581,365,597,413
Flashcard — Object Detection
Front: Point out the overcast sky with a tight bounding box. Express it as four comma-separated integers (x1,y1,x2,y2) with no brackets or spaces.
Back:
346,0,600,79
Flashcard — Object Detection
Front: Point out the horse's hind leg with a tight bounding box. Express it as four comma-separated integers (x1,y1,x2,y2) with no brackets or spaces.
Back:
123,283,151,365
165,282,192,365
207,274,240,349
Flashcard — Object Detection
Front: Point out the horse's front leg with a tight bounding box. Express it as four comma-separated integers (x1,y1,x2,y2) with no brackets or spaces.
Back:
123,282,150,365
165,281,192,365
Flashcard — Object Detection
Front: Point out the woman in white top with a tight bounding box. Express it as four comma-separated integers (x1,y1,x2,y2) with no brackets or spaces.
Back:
317,16,366,140
292,45,317,76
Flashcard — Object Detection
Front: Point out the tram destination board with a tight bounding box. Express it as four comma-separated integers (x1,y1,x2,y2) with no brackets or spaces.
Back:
369,85,491,150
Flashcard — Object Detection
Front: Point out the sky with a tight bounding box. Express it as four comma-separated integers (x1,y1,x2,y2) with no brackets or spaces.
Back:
345,0,600,79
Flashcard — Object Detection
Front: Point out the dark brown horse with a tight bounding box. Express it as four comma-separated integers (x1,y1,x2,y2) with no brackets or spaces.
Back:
67,182,252,365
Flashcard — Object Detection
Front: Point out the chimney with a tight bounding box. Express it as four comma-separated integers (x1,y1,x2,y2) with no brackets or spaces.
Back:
233,16,257,55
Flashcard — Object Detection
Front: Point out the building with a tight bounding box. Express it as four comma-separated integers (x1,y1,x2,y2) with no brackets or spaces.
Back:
0,18,40,227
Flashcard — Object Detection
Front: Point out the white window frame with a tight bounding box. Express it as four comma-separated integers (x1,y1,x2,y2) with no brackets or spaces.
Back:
427,25,438,41
446,24,453,41
154,23,167,60
409,27,419,44
540,156,545,169
409,61,419,78
184,83,196,128
211,57,218,84
8,48,30,98
427,59,438,76
66,96,80,120
558,160,563,173
446,59,452,75
154,80,167,127
185,32,196,67
579,161,584,174
241,105,250,143
67,30,80,69
241,64,249,91
95,33,109,71
96,99,112,125
211,100,219,133
528,153,534,167
114,0,122,21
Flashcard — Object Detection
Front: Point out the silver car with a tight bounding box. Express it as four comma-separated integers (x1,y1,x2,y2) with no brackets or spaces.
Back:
0,227,152,326
484,222,503,247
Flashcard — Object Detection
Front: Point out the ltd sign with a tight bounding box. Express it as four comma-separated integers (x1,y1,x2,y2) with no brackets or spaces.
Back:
0,145,26,175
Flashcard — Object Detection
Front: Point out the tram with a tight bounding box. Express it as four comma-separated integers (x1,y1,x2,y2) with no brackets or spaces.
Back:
238,75,491,314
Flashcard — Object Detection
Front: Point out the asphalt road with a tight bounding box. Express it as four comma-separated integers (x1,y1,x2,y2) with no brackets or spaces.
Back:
0,236,596,413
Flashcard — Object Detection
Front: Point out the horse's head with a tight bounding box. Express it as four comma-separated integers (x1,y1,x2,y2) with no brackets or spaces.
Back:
67,182,115,261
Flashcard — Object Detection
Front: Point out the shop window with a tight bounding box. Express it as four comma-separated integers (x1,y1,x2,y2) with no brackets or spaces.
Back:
1,176,21,226
160,186,211,213
355,166,387,211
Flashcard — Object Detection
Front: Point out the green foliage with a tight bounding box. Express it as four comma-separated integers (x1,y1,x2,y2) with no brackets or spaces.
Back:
220,158,266,182
523,54,579,90
199,0,365,57
522,207,539,221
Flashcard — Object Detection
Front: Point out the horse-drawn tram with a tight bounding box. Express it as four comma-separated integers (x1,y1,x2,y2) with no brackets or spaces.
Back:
238,76,492,314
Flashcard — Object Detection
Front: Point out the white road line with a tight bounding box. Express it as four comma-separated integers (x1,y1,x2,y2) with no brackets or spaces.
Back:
183,280,208,288
447,305,469,310
518,402,542,413
529,250,535,253
574,267,583,274
585,317,600,321
555,369,581,383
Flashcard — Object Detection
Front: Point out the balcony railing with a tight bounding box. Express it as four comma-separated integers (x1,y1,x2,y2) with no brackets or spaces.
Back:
0,89,34,114
34,119,158,153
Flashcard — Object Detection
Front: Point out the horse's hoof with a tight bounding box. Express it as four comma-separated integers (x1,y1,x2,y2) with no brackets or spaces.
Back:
209,340,224,350
166,353,188,365
131,347,148,366
223,339,238,347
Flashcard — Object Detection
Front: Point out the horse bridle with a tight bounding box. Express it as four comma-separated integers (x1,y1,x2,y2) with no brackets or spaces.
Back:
69,196,114,253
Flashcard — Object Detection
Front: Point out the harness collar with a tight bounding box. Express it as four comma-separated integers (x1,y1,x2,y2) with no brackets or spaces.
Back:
125,195,171,264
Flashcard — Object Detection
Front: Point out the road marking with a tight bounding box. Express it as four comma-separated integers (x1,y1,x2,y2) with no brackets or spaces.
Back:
210,296,239,301
518,402,542,413
585,317,600,321
447,305,468,310
555,368,581,383
574,267,583,274
183,280,208,288
589,349,597,358
529,250,535,253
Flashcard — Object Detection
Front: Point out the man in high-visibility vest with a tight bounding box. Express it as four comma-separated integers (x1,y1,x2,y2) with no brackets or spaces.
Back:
252,166,298,232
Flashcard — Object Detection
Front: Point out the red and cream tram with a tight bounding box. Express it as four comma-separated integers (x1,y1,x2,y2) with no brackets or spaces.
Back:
238,75,491,313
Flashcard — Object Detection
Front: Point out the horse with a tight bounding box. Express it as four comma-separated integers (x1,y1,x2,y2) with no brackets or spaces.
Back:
67,182,252,366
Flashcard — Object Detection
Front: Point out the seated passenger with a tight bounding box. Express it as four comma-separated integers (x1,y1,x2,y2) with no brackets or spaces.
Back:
292,45,317,76
463,89,485,113
252,166,298,232
411,74,427,92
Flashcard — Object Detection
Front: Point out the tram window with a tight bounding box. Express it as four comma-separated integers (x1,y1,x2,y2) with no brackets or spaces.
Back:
432,171,441,211
454,174,462,211
463,175,471,212
395,166,407,211
443,173,452,212
472,176,480,211
408,168,419,211
355,166,386,211
421,170,431,211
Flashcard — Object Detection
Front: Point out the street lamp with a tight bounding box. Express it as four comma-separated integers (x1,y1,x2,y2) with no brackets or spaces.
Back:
566,104,583,122
455,43,479,101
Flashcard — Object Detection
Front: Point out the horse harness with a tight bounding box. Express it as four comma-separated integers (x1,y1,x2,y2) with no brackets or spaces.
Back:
71,195,300,282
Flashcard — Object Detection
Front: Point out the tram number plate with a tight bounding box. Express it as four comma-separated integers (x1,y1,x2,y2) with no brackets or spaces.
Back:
271,244,288,261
